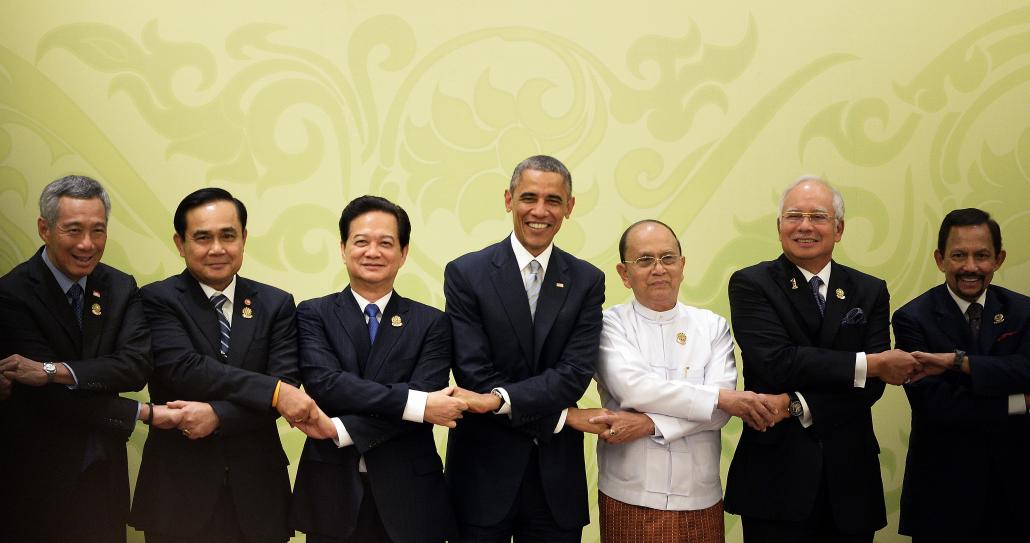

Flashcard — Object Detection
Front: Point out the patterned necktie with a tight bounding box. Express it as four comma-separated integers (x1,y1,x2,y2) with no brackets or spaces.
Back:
967,302,983,341
809,276,826,316
210,294,231,355
525,259,542,320
67,283,84,329
365,304,380,344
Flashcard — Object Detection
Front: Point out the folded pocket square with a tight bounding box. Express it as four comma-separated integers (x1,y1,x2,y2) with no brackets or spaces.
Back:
997,331,1019,342
841,307,866,325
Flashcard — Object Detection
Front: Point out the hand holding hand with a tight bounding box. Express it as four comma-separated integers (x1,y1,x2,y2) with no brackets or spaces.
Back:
291,407,338,440
868,349,922,385
424,386,468,428
0,354,46,387
167,400,220,440
275,382,320,426
0,373,11,400
452,387,502,414
149,404,185,430
588,410,655,444
566,407,613,435
717,389,780,431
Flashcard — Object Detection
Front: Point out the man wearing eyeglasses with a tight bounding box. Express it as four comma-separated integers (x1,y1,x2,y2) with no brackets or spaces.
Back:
581,219,786,543
724,176,920,542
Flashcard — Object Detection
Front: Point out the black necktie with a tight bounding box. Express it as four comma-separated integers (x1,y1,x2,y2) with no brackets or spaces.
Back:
809,276,826,316
67,283,84,329
365,304,380,344
967,302,983,341
210,294,231,355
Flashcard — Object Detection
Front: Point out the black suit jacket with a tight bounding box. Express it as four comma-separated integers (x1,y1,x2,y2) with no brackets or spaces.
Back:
129,271,298,542
290,287,455,543
893,284,1030,539
724,255,888,533
443,239,605,530
0,247,151,540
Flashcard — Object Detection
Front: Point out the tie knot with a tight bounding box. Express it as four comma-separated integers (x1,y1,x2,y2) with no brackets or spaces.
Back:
67,283,83,301
809,276,823,290
528,259,541,275
967,302,983,320
364,304,380,319
209,293,228,310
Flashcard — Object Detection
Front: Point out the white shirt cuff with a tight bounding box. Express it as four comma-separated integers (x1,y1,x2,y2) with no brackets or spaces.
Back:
403,390,428,423
554,408,568,433
492,387,512,417
854,352,867,388
1008,394,1027,415
795,392,813,428
63,362,79,390
331,417,353,448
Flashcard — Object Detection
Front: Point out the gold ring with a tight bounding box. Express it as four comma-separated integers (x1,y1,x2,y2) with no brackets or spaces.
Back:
182,428,191,436
608,429,617,437
293,418,304,423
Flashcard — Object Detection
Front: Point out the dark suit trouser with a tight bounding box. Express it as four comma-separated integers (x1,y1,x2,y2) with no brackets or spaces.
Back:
740,471,872,543
144,483,263,543
21,459,127,543
455,448,581,543
306,474,393,543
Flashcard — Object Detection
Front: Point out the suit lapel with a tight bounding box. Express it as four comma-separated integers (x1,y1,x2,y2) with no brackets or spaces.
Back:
488,242,534,362
28,252,82,353
775,255,821,343
978,287,1005,354
366,294,407,381
333,287,371,374
931,285,971,349
532,249,570,366
81,272,106,359
225,278,257,368
178,271,222,357
818,262,851,347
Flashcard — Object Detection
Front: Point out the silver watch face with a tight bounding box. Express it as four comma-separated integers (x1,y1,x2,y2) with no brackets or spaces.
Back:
789,400,803,417
42,362,56,374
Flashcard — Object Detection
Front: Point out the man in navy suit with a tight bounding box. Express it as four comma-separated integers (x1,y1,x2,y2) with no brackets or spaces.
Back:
893,208,1030,543
724,176,920,542
443,155,606,542
291,195,464,543
130,188,329,543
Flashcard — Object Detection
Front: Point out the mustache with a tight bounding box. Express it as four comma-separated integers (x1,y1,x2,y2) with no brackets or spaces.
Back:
957,273,985,281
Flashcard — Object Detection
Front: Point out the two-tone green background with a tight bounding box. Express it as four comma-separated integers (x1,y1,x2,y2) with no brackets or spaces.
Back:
3,2,1029,541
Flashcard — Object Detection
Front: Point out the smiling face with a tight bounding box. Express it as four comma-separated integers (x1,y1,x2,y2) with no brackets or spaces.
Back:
934,224,1005,303
341,210,408,298
616,222,684,312
174,200,246,291
778,181,843,273
37,196,108,280
505,169,575,257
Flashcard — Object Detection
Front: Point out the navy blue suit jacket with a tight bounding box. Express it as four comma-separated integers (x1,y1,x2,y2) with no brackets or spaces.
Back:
130,271,298,543
724,255,888,533
291,287,456,543
443,239,605,530
893,284,1030,539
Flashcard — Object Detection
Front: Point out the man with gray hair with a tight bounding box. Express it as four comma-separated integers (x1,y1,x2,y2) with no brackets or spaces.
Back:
723,176,920,542
0,175,175,542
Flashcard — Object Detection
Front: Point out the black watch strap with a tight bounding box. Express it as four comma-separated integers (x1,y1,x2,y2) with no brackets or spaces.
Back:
952,349,966,372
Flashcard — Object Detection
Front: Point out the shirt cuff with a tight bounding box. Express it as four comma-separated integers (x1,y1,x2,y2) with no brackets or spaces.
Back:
647,414,662,438
331,417,353,448
403,390,428,423
1007,394,1027,415
492,387,512,417
854,352,868,388
795,392,813,428
136,401,142,422
554,408,568,434
63,362,79,390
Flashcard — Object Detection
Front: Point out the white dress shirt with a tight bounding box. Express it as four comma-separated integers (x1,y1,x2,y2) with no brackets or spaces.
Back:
595,300,736,511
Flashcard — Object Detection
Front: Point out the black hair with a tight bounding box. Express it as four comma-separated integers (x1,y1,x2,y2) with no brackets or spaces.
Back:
339,195,411,248
173,188,248,237
938,208,1002,255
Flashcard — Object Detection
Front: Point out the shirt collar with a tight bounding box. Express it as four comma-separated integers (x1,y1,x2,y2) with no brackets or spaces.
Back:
795,261,832,288
630,299,679,323
945,284,987,315
509,232,553,276
41,247,87,294
198,275,238,306
351,288,393,317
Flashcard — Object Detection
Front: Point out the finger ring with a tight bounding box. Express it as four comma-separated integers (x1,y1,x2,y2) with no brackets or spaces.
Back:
182,428,191,436
904,378,912,384
608,429,617,437
293,418,304,423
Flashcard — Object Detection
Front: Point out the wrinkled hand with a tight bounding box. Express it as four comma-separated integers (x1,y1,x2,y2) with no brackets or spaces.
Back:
566,407,613,435
424,386,468,428
589,410,654,444
167,400,220,440
868,349,922,385
908,352,953,381
0,354,46,387
0,373,11,400
292,407,338,440
150,404,184,430
452,387,502,414
275,382,320,426
718,389,781,431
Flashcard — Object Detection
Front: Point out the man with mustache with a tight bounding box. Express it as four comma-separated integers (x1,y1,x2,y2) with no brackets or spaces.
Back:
893,208,1030,542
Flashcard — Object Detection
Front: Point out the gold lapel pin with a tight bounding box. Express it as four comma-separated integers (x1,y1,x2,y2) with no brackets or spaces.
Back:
91,303,102,316
790,278,798,290
836,288,845,299
241,307,254,319
676,332,687,345
994,313,1005,324
556,282,565,288
391,315,403,327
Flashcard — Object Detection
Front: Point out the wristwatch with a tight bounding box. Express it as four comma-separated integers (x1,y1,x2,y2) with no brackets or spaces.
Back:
42,362,57,384
952,349,966,372
490,389,506,411
787,392,803,418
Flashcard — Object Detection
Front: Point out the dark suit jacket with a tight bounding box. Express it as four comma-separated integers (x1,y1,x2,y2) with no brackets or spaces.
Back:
0,247,151,541
291,287,456,543
443,239,605,530
724,255,888,534
893,284,1030,539
129,270,298,543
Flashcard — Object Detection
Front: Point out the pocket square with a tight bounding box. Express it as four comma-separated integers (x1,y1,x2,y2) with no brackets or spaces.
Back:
841,307,866,325
997,331,1019,342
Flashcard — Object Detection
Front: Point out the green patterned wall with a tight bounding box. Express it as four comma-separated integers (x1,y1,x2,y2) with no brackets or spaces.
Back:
2,2,1029,541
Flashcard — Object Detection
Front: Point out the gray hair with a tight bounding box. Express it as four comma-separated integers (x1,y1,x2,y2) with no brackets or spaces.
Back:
509,155,572,195
39,175,111,225
779,175,845,223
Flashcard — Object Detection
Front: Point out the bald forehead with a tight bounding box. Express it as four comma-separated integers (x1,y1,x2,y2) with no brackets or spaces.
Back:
625,221,678,252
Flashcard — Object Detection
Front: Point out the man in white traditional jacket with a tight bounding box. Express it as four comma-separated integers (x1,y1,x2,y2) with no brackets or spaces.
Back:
580,220,786,543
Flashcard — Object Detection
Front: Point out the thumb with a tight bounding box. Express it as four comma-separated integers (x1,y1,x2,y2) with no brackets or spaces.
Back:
437,385,455,395
166,400,188,409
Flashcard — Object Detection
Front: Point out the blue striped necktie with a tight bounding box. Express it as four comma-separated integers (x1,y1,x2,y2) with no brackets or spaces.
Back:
809,276,826,316
365,303,380,343
210,294,231,355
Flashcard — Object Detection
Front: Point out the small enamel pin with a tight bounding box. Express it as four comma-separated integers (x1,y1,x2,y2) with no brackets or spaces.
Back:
91,303,102,316
994,313,1005,324
836,288,845,300
241,307,254,319
790,278,798,290
92,289,101,298
391,315,403,327
556,282,565,288
676,332,687,345
244,298,252,306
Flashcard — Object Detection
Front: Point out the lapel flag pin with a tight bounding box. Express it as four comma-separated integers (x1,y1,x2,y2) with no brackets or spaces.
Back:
994,313,1005,324
92,290,101,298
836,288,845,299
676,332,687,345
391,315,403,327
790,278,798,290
556,282,565,288
241,307,254,319
91,303,102,316
244,298,252,306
